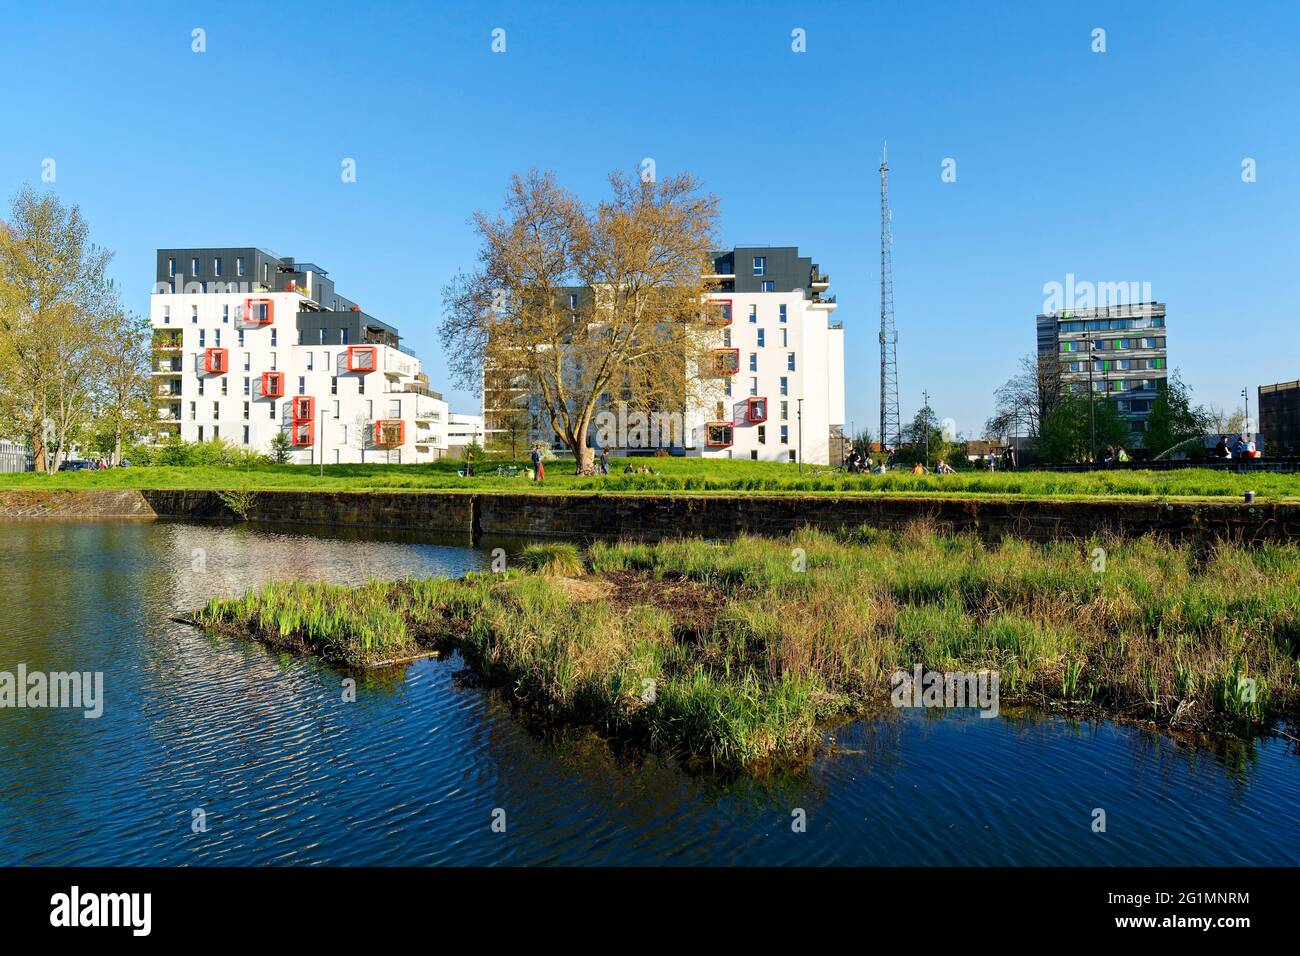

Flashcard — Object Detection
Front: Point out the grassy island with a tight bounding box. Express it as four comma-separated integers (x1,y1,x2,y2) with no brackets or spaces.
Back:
194,524,1300,770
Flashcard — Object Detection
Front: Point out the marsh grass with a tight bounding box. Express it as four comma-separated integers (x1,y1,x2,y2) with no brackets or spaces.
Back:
195,525,1300,770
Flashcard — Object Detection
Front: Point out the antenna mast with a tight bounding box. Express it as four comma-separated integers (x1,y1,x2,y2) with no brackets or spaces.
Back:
879,143,901,452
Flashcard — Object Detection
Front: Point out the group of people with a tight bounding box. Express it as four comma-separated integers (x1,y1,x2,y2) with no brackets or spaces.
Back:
1212,434,1257,459
1100,445,1130,465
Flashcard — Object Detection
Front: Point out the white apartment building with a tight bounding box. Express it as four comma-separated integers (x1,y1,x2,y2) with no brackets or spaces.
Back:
695,246,844,464
446,413,485,455
151,248,448,463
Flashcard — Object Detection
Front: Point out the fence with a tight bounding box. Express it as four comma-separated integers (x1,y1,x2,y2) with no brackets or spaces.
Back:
0,443,33,473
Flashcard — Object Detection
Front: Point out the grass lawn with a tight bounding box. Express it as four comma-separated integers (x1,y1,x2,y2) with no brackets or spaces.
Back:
195,526,1300,770
1,457,1298,501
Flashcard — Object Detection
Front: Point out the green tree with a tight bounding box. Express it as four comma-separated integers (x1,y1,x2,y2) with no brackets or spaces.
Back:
269,430,292,464
1145,372,1212,457
89,309,153,464
1036,390,1129,463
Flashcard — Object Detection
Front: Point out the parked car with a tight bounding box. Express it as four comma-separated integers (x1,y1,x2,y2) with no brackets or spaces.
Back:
58,460,95,471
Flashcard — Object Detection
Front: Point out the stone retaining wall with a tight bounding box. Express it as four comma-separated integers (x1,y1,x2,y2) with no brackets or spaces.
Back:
2,488,1297,544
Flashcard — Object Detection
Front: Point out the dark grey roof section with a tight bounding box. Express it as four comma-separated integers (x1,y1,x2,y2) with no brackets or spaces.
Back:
709,246,824,296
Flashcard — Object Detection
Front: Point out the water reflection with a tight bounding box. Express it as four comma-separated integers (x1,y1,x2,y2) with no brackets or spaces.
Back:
0,520,1296,866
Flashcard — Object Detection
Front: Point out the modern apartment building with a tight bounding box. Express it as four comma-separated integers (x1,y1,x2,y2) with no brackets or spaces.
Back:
150,248,448,463
1036,302,1168,440
482,245,846,464
446,413,486,456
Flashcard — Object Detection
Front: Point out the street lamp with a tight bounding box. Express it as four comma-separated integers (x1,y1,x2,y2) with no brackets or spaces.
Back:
1087,333,1096,464
797,398,803,474
922,389,931,467
1241,386,1250,438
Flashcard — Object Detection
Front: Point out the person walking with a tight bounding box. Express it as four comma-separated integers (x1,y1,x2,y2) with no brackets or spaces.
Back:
464,446,474,478
599,447,610,476
530,446,545,484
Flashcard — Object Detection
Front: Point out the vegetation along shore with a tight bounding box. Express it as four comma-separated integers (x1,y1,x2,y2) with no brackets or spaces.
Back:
194,524,1300,771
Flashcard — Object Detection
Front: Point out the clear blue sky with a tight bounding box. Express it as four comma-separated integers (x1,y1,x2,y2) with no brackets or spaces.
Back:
2,0,1297,437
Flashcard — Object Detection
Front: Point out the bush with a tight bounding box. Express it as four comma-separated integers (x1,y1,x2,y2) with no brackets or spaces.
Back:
126,436,271,468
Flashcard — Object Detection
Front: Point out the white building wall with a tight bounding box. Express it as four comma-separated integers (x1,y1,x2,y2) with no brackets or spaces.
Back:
151,290,448,464
691,290,842,464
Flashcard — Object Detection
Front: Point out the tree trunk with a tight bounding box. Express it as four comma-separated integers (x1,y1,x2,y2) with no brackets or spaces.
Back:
31,424,46,472
573,438,595,475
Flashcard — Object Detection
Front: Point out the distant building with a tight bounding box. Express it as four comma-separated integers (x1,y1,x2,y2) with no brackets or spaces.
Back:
1036,302,1168,442
150,248,448,463
446,413,485,456
1259,380,1300,455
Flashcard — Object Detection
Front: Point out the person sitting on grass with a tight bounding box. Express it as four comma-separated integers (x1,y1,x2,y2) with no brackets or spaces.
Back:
624,463,636,474
911,461,928,475
936,459,956,474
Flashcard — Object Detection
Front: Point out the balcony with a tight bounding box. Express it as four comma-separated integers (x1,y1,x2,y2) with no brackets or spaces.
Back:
810,269,829,292
203,348,229,374
260,371,285,399
346,345,377,373
153,335,182,352
153,357,183,375
705,299,733,327
712,348,740,375
289,420,315,447
243,298,274,326
373,420,405,446
705,422,734,447
384,353,414,377
746,397,768,424
291,396,315,422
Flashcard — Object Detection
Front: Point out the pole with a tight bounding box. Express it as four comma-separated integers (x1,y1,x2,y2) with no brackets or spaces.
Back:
922,389,930,466
1242,386,1249,437
797,398,803,474
319,407,326,477
1087,333,1096,464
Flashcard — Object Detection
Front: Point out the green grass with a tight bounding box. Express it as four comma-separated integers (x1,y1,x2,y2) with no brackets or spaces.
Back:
3,457,1298,501
195,525,1300,771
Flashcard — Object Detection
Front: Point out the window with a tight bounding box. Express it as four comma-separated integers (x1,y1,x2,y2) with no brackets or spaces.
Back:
780,425,789,444
753,256,766,277
340,328,349,345
780,400,788,421
237,329,244,347
269,352,276,370
757,328,765,347
751,450,758,460
319,328,328,345
333,400,340,419
242,351,250,371
780,376,788,396
242,425,249,444
297,330,305,346
163,306,171,325
213,329,220,347
212,402,219,418
220,377,227,396
787,352,796,371
748,352,757,372
191,305,198,323
243,376,250,396
789,450,797,462
750,376,758,396
761,281,774,293
197,425,204,441
757,425,766,445
358,376,365,395
236,256,245,277
724,379,732,397
781,329,788,348
715,401,725,420
189,401,196,421
722,328,732,347
779,304,787,323
388,400,401,417
748,305,757,324
214,257,223,277
198,329,205,347
269,402,276,420
191,257,200,275
270,329,277,346
331,376,338,395
167,258,176,277
262,262,269,284
298,376,306,395
365,400,373,419
568,293,578,309
305,352,314,371
243,401,249,420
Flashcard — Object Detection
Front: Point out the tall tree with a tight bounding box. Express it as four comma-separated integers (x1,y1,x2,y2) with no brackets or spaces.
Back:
89,309,154,463
441,168,719,474
0,186,114,470
1144,371,1212,458
985,352,1061,441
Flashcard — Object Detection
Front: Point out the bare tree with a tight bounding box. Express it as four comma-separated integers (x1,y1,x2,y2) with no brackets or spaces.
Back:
441,168,719,474
985,352,1062,441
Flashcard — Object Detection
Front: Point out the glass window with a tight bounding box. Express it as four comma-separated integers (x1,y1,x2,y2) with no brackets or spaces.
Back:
780,425,789,444
749,353,757,372
760,281,774,293
236,256,245,277
757,328,765,347
787,352,796,371
214,257,223,277
779,304,787,323
779,377,788,396
167,258,176,277
753,256,766,277
749,376,758,396
191,257,200,275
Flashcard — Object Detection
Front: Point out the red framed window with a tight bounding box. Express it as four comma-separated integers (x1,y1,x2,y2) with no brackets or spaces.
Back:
746,397,768,423
706,298,733,326
347,345,377,372
244,298,274,325
289,420,315,446
705,422,734,447
291,396,315,422
373,420,404,446
712,348,740,375
261,371,285,398
203,348,228,374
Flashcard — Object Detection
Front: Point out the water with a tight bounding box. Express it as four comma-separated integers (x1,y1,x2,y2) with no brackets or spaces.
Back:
1,520,1297,866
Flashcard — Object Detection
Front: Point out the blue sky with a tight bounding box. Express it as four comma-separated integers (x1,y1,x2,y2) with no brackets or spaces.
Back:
2,0,1297,437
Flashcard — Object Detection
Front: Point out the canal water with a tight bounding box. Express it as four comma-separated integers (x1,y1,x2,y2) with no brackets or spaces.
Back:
0,520,1296,866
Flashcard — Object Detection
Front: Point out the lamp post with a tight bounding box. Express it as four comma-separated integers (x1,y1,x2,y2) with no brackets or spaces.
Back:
922,389,931,467
1087,333,1096,464
1241,386,1250,438
319,407,326,477
797,398,803,475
